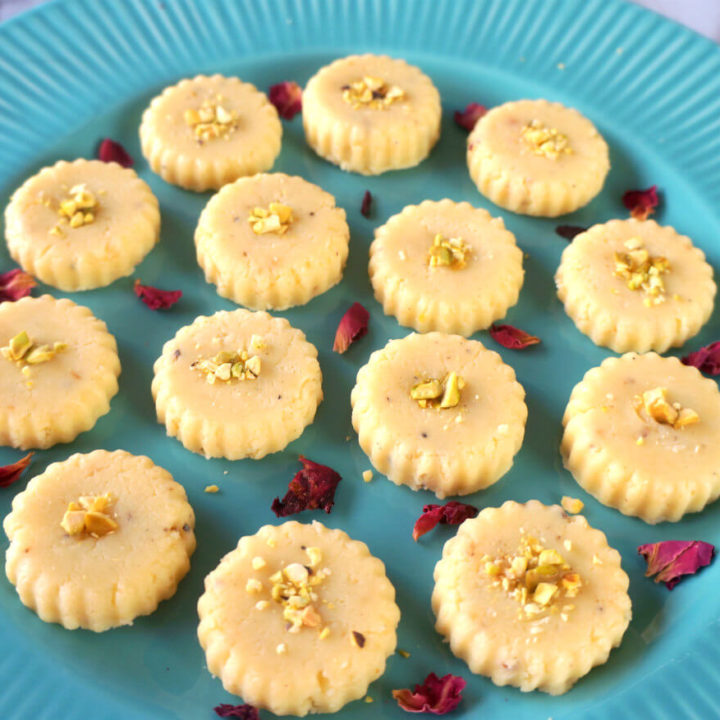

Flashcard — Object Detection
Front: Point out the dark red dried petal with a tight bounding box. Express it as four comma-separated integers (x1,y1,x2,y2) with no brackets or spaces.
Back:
269,81,302,120
0,269,36,303
0,452,33,489
134,279,182,310
638,541,715,590
214,704,260,719
97,138,134,168
454,103,487,132
489,324,540,350
333,302,369,354
555,225,586,241
622,185,659,221
682,341,720,375
361,190,373,218
393,672,466,714
413,501,478,541
271,456,342,517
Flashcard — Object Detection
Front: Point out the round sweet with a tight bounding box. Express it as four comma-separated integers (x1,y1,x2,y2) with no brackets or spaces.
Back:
562,352,720,523
369,199,524,335
467,99,609,217
3,450,196,631
197,520,400,716
152,309,322,460
4,159,160,291
556,219,715,352
0,295,120,449
350,332,527,498
139,74,282,191
195,173,350,310
432,500,631,695
302,54,441,175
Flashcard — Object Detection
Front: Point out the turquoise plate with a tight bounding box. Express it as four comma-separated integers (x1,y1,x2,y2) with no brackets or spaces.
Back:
1,0,720,718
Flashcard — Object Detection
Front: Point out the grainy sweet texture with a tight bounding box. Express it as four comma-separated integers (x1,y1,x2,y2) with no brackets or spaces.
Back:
562,352,720,523
197,520,400,716
0,295,120,449
369,199,524,335
432,500,631,694
4,159,159,291
3,450,196,631
351,332,527,498
195,173,349,310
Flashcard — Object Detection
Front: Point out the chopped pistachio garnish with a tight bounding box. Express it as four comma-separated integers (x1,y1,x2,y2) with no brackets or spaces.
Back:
191,348,262,384
252,556,267,570
483,534,582,619
634,387,700,430
561,496,584,514
60,493,118,538
248,203,293,235
427,234,470,270
410,371,466,409
521,119,573,159
614,237,670,305
184,97,238,142
50,183,98,235
341,76,405,109
1,331,66,368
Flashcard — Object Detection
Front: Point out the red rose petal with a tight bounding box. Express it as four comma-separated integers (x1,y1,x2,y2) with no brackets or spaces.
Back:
134,279,182,310
393,672,466,714
682,341,720,375
361,190,373,218
333,302,369,354
269,81,302,120
489,324,541,350
638,540,715,590
271,456,342,517
454,102,487,132
413,501,478,541
555,225,586,241
0,452,33,489
622,185,659,221
214,704,260,719
0,269,36,303
97,138,134,168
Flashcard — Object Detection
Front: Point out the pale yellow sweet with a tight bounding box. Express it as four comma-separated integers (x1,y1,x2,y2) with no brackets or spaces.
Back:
4,159,160,290
467,99,609,216
303,54,441,174
139,74,282,191
197,520,400,716
562,352,720,523
432,500,631,694
152,309,322,460
369,199,524,335
3,450,196,631
0,295,120,449
195,173,349,310
351,332,527,498
556,219,715,352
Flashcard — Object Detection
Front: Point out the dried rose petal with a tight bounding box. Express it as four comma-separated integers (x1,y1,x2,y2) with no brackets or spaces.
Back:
454,102,487,132
638,540,715,590
361,190,373,218
0,269,36,303
413,501,478,541
269,81,302,120
489,324,540,350
134,279,182,310
214,704,260,719
393,672,466,714
271,456,342,517
622,185,659,221
97,138,133,168
555,225,586,241
333,302,369,353
0,452,33,489
682,341,720,375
